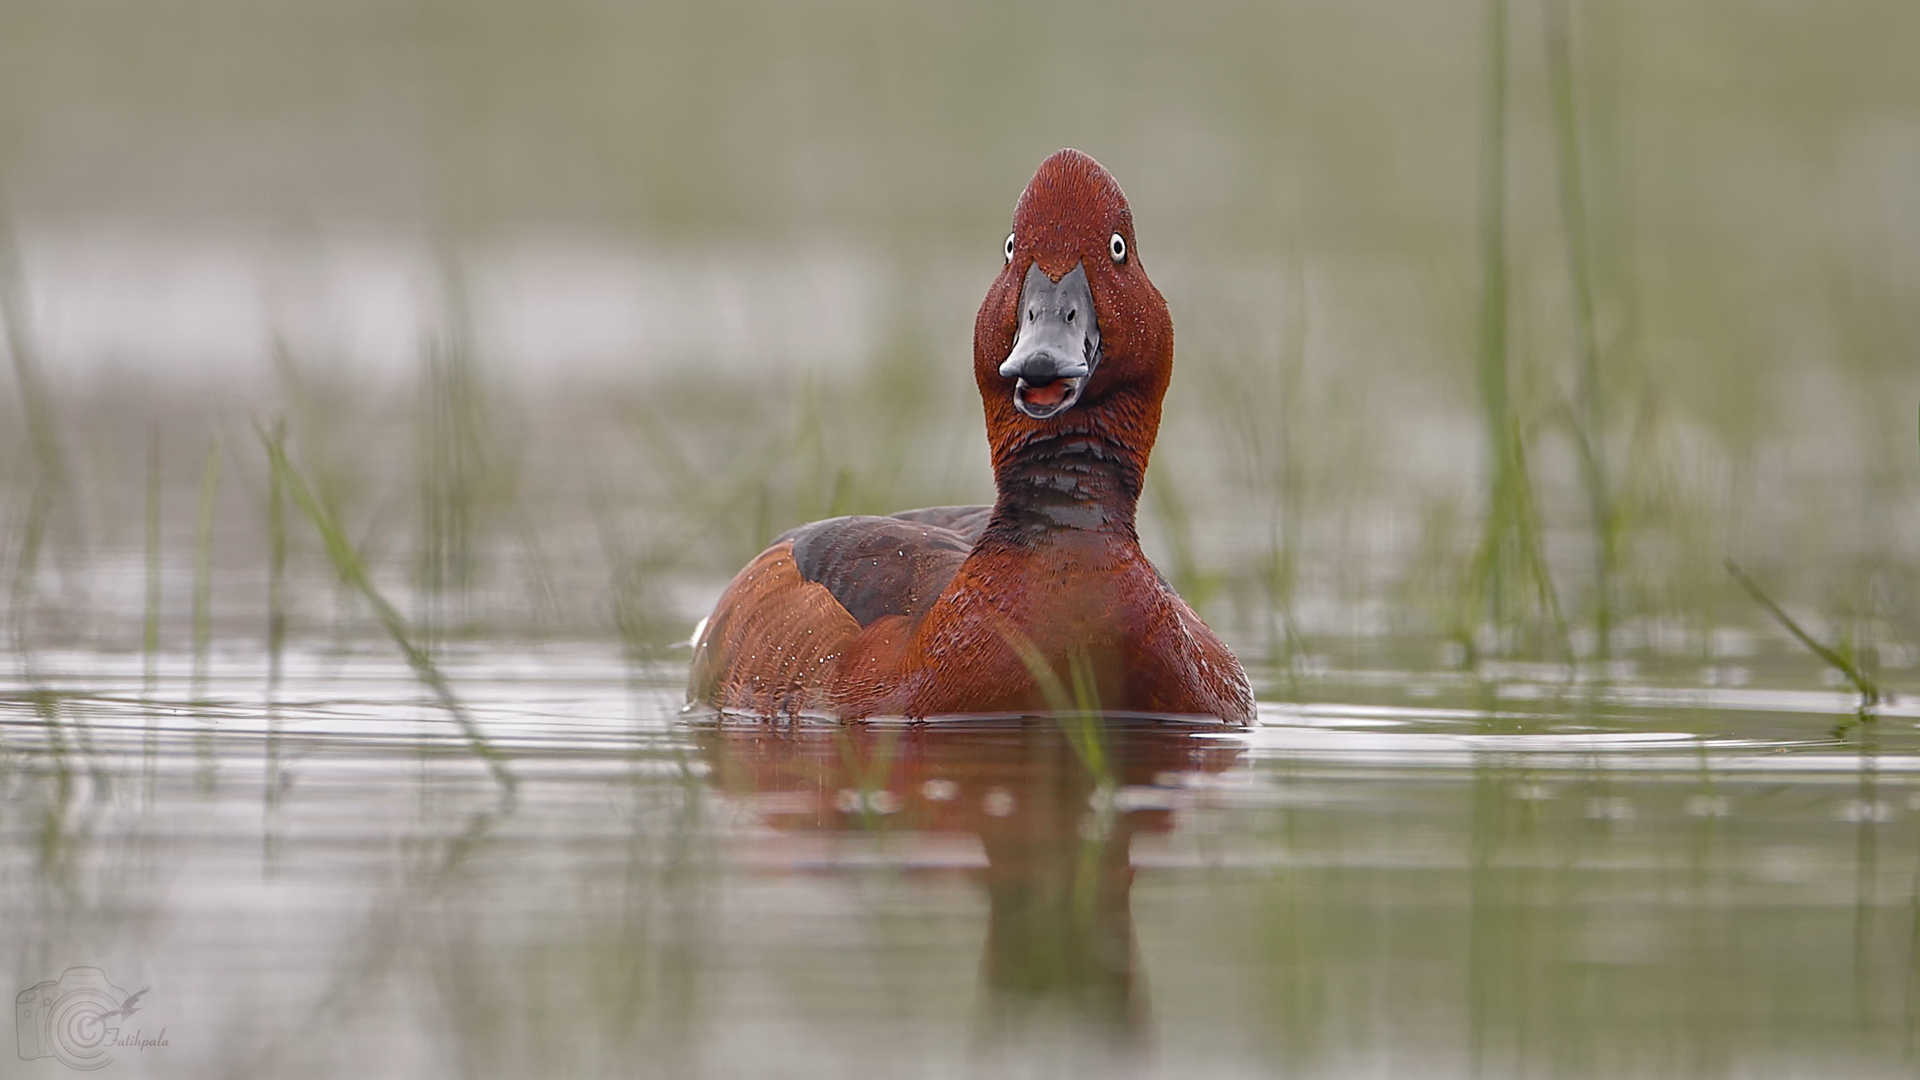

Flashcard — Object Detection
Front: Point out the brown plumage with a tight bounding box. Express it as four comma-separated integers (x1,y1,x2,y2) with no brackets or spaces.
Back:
687,149,1254,723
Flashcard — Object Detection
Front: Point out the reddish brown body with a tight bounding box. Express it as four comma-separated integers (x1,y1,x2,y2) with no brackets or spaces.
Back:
688,149,1254,723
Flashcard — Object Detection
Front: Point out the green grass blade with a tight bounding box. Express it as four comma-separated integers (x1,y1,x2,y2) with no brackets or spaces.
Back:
1543,0,1616,658
981,609,1114,788
259,422,516,792
145,430,162,696
267,418,288,696
192,436,222,700
1725,559,1880,707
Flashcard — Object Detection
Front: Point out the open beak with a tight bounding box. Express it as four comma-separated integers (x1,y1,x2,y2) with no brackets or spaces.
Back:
998,262,1101,420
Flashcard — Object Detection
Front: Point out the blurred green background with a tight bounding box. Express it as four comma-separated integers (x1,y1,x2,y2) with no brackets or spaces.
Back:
1,0,1916,684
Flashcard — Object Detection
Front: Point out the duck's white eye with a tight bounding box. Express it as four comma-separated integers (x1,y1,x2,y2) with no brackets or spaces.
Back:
1005,232,1016,263
1109,232,1127,263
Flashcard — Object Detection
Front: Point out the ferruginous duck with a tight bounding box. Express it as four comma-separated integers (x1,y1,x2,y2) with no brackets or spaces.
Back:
687,148,1254,723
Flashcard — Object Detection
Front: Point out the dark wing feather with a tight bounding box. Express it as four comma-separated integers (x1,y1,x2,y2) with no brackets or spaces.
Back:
783,515,974,628
887,505,992,544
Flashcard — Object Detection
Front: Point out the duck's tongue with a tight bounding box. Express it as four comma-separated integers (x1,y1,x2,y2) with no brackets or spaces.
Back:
1019,379,1071,410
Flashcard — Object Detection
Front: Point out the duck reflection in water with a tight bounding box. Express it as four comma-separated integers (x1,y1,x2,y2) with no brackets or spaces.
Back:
694,716,1243,1056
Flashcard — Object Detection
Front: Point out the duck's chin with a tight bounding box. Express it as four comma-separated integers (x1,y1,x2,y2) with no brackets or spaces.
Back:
1013,376,1084,420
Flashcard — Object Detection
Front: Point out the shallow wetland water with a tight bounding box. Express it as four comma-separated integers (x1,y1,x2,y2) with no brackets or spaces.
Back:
6,646,1920,1078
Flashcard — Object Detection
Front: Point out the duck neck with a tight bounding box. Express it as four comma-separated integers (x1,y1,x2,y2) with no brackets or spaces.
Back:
984,416,1147,544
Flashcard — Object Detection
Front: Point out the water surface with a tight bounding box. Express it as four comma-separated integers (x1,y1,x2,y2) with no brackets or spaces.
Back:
4,649,1919,1078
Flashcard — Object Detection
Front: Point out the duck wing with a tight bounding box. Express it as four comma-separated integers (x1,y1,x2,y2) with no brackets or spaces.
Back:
690,514,978,713
782,514,976,626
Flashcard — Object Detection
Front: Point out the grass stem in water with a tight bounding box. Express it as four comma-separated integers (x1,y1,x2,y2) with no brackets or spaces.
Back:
1725,559,1881,708
260,422,516,793
193,436,222,700
1543,0,1616,659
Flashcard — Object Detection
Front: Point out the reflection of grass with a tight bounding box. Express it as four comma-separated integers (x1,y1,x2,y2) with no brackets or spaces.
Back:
833,725,901,832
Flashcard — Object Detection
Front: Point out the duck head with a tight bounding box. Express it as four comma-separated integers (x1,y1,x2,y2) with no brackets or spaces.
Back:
973,149,1173,481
